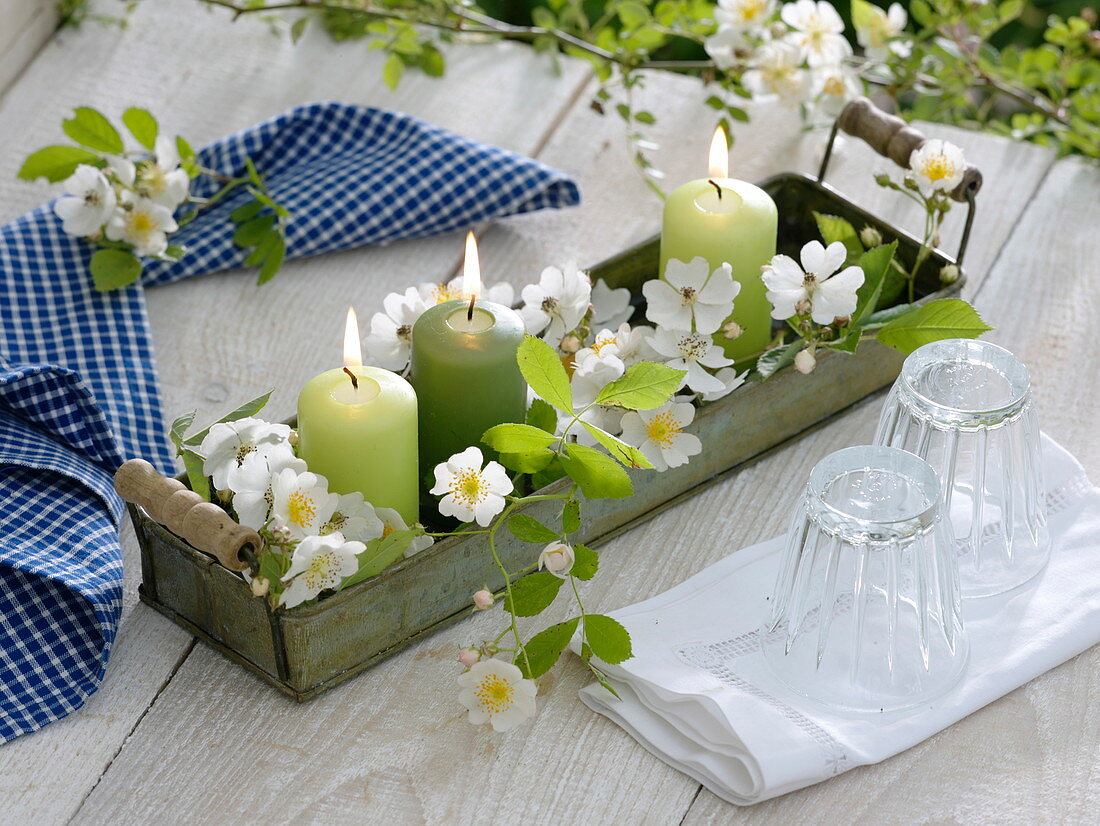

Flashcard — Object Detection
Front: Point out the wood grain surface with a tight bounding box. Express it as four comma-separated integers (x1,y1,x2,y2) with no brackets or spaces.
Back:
0,1,1093,823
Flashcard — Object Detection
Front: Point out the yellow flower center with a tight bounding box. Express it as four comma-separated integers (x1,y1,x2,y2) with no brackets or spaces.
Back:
645,410,681,448
451,469,485,506
128,210,157,235
742,0,765,20
823,76,845,97
286,490,317,528
303,551,340,591
590,335,618,355
475,673,515,714
921,155,953,182
233,443,256,466
381,524,394,539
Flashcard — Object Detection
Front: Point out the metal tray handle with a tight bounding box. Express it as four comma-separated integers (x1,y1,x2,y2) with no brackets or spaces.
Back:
818,96,981,266
115,458,259,572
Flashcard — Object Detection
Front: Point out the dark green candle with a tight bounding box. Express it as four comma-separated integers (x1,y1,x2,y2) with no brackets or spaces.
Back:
410,295,526,476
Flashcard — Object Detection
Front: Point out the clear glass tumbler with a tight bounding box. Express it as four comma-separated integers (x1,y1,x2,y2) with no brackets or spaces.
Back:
874,339,1050,598
760,445,968,713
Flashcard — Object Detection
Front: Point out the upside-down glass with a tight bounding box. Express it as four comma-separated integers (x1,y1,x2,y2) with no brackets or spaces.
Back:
760,445,968,713
874,339,1050,598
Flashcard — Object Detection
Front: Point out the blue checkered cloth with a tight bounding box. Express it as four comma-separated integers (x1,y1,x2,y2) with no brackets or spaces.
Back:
0,102,579,742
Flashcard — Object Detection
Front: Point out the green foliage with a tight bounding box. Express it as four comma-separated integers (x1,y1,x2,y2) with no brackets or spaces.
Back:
570,543,599,581
90,249,142,291
62,107,124,154
584,614,632,664
483,423,558,453
560,442,634,499
340,527,423,588
121,107,159,149
517,335,574,413
518,617,579,678
813,212,863,266
876,298,993,354
595,361,686,410
505,570,565,616
508,513,560,543
18,145,101,182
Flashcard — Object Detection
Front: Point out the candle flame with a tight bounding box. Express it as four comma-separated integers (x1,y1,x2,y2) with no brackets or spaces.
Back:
462,231,481,300
708,125,729,179
343,306,363,368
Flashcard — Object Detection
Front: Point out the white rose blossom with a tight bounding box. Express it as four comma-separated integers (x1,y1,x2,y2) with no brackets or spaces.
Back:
323,491,385,544
270,467,340,539
199,418,299,493
716,0,776,30
620,400,703,472
136,135,190,209
537,541,575,578
762,240,865,325
430,446,513,527
811,64,861,117
279,533,365,609
649,329,734,395
105,191,178,257
570,347,627,442
519,263,592,344
590,278,633,329
365,286,429,372
374,506,435,557
701,366,748,402
781,0,852,66
908,140,966,197
457,658,538,732
856,2,910,61
743,41,810,105
54,165,117,237
643,258,740,334
704,26,752,71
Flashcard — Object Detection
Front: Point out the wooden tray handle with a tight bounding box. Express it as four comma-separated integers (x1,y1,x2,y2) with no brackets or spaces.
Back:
834,96,982,203
114,459,259,573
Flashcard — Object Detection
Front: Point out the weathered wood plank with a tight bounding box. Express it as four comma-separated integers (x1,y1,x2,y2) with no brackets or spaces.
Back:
68,70,1055,825
0,0,57,98
0,1,589,822
680,156,1100,824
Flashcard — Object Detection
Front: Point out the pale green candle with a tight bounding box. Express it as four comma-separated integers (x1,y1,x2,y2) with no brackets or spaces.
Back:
297,309,419,525
659,128,778,363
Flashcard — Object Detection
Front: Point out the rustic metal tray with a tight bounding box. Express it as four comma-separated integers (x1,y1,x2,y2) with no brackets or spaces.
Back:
130,102,975,700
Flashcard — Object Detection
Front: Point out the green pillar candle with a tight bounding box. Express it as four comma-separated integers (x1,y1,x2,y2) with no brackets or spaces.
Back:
659,128,778,363
410,297,527,475
297,310,419,525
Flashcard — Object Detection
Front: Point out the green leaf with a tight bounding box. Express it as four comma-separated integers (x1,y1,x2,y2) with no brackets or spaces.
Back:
518,618,579,679
482,423,558,454
618,1,649,28
90,249,142,292
340,527,420,588
419,45,445,77
562,499,580,534
162,244,186,263
570,543,598,581
289,16,309,43
257,234,286,285
183,390,274,446
595,361,685,410
382,52,405,89
62,107,123,154
813,212,863,265
121,107,158,150
505,571,564,617
560,443,633,499
508,514,560,544
169,410,197,448
498,449,554,474
176,135,195,161
851,241,898,326
180,448,211,501
18,145,100,182
755,340,806,379
233,214,276,247
581,422,653,469
851,0,879,33
584,614,632,664
245,230,279,267
526,398,558,433
517,335,573,413
531,457,567,492
230,201,264,224
876,299,993,354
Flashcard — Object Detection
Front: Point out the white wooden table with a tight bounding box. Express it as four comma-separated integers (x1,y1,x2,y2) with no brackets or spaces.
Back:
1,3,1097,823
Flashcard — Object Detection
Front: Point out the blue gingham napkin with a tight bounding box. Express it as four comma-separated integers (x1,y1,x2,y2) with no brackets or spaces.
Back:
0,102,579,742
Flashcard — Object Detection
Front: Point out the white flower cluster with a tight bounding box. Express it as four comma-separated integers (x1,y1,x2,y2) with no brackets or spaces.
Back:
198,417,431,608
704,0,910,119
53,137,189,257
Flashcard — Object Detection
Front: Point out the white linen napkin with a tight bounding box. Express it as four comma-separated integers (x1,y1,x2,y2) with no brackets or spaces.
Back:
577,434,1100,805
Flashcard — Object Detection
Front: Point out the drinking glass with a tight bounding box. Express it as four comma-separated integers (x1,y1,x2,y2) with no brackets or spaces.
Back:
874,339,1049,598
760,445,968,713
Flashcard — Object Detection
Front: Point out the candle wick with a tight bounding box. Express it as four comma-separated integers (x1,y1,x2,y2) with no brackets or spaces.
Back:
467,294,476,322
707,179,722,200
343,366,359,390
